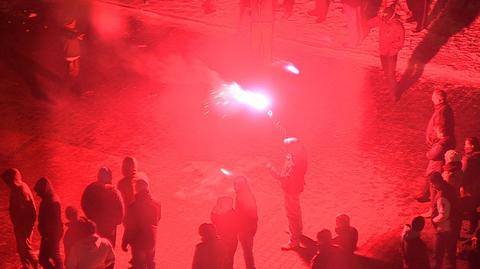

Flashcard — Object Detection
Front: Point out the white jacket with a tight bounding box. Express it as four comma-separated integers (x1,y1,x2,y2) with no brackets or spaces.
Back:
66,234,115,269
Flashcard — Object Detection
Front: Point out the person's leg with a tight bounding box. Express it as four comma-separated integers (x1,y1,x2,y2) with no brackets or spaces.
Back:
284,192,303,246
14,226,38,269
433,232,446,269
239,225,256,269
445,231,457,269
39,238,54,269
223,239,238,269
146,248,156,269
51,239,63,269
132,248,147,269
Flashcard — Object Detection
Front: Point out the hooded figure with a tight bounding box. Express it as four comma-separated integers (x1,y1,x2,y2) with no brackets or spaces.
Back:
192,223,224,269
81,167,124,246
118,157,138,207
2,168,38,269
66,218,115,269
122,174,161,269
233,176,258,269
34,177,64,269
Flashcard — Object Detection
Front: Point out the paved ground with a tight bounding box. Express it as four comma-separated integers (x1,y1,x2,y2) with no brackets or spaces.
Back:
0,1,479,269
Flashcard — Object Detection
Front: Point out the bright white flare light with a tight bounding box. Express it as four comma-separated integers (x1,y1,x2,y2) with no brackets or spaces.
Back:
225,82,270,111
220,168,232,176
284,63,300,75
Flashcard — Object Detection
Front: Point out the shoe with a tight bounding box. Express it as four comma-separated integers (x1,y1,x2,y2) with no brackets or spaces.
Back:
415,195,430,203
281,242,299,251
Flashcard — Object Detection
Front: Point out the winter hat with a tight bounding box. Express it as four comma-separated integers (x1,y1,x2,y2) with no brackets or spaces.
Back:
444,150,461,164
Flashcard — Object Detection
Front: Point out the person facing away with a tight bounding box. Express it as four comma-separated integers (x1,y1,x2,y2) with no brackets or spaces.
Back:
332,214,358,255
34,177,64,269
268,137,307,250
66,217,115,269
117,156,139,208
462,137,480,234
311,229,345,269
192,223,224,269
401,216,430,269
63,206,84,263
233,176,258,269
2,168,38,269
122,173,161,269
81,167,124,246
211,196,239,269
430,172,459,269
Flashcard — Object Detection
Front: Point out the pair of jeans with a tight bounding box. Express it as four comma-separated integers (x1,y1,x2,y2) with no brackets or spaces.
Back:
132,247,155,269
14,226,38,268
239,223,257,269
284,192,303,245
433,231,457,269
39,238,63,269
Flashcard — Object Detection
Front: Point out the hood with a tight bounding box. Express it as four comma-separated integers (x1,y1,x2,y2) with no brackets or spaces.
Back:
34,177,55,199
402,224,420,240
1,168,23,187
122,157,138,177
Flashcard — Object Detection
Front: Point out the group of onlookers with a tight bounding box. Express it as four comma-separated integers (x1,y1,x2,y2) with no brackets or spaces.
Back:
2,157,161,269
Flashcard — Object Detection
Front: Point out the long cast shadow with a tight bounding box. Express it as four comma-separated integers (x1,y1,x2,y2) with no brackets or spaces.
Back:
397,0,480,98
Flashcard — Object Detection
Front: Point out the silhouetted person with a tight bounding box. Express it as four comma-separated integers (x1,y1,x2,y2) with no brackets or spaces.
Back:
63,18,84,94
467,227,480,269
401,216,430,269
122,174,161,269
192,223,224,269
234,176,258,269
462,137,480,234
34,177,64,269
2,168,38,269
118,156,139,208
268,137,307,250
308,0,330,23
406,0,431,32
417,90,455,203
250,0,274,66
367,6,405,99
63,207,84,263
66,218,115,269
311,229,345,269
332,214,358,254
430,172,460,269
211,196,238,269
81,167,124,247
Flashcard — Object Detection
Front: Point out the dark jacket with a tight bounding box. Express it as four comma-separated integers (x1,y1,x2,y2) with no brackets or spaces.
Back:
426,103,455,148
122,191,161,250
211,209,239,244
192,239,224,269
401,225,430,269
34,177,63,241
81,182,124,229
462,151,480,197
235,186,258,232
332,226,358,254
6,173,36,231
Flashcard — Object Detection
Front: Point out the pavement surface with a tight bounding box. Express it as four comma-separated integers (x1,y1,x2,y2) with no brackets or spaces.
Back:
0,0,479,268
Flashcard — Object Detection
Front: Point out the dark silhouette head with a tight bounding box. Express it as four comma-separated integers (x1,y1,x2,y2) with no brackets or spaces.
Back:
432,89,447,105
34,177,55,199
135,172,150,194
1,168,23,188
122,156,138,177
465,137,479,154
65,206,79,222
198,223,217,241
316,229,333,246
97,167,113,184
411,216,425,232
78,217,97,238
335,213,351,229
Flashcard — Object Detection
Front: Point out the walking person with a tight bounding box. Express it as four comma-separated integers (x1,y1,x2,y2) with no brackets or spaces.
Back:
34,177,64,269
367,6,405,99
192,223,224,269
211,196,238,269
2,168,39,269
81,167,124,247
250,0,274,66
66,218,115,269
122,174,161,269
417,89,455,203
268,137,307,250
401,216,430,269
462,137,480,234
234,176,258,269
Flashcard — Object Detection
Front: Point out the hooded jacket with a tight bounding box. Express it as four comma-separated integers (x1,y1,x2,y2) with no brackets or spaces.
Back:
81,182,124,229
401,224,430,269
66,234,115,269
122,190,161,250
34,177,63,240
4,169,37,231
